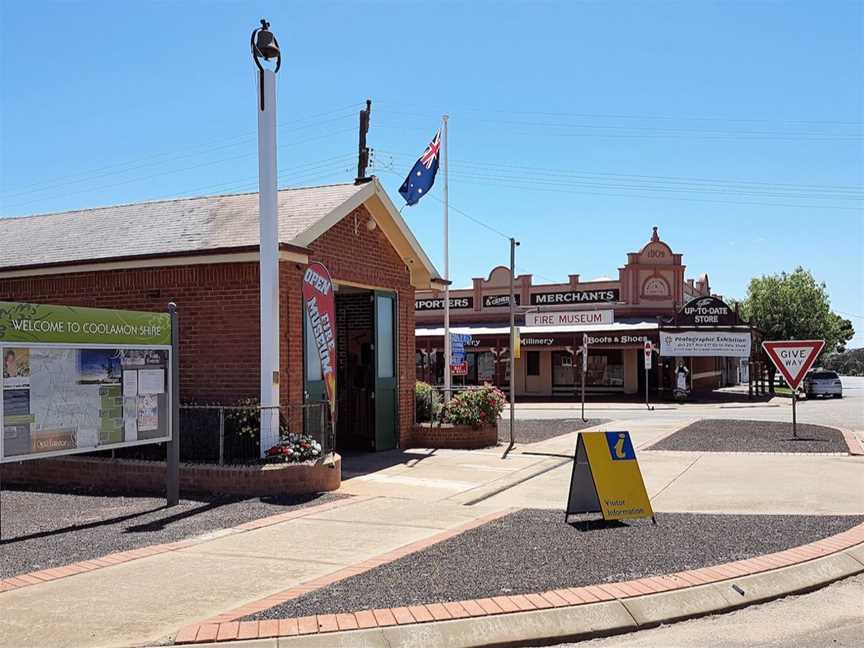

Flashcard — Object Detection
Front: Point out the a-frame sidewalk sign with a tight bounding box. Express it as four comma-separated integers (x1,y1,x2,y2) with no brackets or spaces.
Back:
565,430,655,525
762,339,825,438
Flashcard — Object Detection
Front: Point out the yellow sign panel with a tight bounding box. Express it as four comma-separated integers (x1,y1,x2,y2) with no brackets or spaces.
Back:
567,431,654,522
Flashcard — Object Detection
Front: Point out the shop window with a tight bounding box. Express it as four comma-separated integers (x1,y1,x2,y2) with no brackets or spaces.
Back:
527,351,540,376
585,350,624,386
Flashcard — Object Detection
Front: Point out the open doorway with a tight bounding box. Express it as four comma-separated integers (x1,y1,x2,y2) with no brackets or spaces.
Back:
303,285,398,453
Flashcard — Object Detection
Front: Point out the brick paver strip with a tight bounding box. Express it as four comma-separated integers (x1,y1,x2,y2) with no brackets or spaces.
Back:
172,521,864,644
0,496,365,595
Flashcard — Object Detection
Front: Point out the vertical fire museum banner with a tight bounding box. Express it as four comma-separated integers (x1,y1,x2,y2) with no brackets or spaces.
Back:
302,263,337,416
0,301,173,463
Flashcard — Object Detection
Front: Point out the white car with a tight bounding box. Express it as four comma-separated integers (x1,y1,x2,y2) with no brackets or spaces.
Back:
804,370,843,399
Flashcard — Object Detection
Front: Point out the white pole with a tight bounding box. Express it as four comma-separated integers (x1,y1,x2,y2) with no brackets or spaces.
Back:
257,68,280,456
442,115,451,401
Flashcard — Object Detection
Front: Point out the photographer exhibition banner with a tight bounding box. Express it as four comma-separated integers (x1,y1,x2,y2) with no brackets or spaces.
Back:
659,330,751,357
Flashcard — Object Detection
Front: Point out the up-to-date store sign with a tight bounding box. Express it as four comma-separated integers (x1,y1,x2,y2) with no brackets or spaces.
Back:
525,310,614,327
1,302,173,463
531,289,619,306
415,296,474,311
676,296,737,326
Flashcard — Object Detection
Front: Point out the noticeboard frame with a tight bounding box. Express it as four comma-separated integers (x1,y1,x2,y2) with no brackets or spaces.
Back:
0,341,173,464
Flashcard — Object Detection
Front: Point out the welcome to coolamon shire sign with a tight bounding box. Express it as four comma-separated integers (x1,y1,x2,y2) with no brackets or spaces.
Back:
0,302,173,463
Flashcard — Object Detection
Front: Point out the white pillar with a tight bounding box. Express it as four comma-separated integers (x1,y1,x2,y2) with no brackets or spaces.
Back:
257,68,280,456
442,115,451,400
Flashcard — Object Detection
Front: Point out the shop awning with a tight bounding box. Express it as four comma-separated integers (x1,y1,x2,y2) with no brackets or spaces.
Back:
416,320,659,337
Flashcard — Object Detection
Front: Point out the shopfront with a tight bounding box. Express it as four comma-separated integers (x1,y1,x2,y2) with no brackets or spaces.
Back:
415,226,745,399
416,323,659,397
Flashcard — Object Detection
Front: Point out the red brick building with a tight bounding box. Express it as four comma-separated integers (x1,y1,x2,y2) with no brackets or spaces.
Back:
0,180,443,450
415,227,754,398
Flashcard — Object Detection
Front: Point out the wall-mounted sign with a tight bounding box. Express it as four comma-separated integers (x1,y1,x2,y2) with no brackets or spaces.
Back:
525,310,614,327
519,336,555,346
676,296,737,327
585,334,653,346
660,331,751,357
415,296,474,311
1,302,173,464
482,293,521,308
530,289,619,306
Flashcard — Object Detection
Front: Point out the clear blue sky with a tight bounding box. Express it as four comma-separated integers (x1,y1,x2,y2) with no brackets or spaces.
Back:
2,2,862,345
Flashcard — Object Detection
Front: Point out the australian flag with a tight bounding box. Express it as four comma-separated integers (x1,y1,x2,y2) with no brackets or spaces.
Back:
399,130,441,206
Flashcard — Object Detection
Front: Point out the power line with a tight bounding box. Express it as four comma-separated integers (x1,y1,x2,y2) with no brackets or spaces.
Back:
376,149,862,194
3,103,363,198
376,150,863,204
374,100,863,127
4,127,358,214
380,168,512,240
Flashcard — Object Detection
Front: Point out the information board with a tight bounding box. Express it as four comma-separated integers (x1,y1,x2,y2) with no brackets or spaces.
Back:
566,430,654,523
1,302,173,463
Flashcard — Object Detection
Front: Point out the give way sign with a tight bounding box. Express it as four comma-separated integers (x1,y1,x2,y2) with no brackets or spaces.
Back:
762,340,825,389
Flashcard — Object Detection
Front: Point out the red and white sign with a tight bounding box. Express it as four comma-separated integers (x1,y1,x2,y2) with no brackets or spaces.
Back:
451,362,468,376
644,341,653,370
302,262,337,415
762,340,825,389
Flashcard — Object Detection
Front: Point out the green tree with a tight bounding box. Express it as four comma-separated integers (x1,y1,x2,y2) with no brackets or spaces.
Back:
739,267,855,392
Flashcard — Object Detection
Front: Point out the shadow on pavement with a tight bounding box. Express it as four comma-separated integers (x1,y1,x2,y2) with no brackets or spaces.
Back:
339,448,440,479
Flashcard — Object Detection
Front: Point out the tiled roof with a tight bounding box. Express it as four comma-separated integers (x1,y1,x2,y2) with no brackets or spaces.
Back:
0,183,368,270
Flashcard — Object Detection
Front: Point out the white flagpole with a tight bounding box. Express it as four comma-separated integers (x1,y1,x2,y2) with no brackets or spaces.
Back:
442,115,451,401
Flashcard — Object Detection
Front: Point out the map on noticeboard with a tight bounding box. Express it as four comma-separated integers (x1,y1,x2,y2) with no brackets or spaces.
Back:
1,302,172,463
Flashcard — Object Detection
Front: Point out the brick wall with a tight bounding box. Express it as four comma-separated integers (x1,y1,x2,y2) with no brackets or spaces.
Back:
1,203,418,449
0,263,261,404
285,204,417,447
0,455,341,497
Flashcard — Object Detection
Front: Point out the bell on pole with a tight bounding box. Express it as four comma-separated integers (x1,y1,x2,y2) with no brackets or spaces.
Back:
251,19,282,71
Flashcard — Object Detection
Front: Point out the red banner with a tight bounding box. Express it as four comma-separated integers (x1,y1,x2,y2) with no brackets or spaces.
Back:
302,263,337,416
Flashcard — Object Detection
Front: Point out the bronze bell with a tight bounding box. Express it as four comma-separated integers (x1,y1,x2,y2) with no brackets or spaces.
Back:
255,28,280,60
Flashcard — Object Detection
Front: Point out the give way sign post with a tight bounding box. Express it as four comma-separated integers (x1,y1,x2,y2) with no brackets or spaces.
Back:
762,339,825,438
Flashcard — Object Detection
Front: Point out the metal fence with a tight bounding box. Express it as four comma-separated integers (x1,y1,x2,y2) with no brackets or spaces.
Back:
113,402,331,465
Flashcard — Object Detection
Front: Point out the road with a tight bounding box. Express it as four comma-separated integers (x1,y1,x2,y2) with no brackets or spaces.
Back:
515,375,863,431
547,573,864,648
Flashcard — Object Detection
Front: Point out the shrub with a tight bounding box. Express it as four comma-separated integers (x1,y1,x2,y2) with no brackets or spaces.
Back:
415,381,443,422
445,384,507,429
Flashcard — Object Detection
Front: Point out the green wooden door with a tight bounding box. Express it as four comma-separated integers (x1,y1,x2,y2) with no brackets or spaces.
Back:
373,291,398,450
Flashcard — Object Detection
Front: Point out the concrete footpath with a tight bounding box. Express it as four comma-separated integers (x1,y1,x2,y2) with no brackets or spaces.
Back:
2,416,863,648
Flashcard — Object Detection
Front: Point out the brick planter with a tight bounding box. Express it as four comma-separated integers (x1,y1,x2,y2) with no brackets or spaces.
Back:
0,455,341,497
411,422,498,449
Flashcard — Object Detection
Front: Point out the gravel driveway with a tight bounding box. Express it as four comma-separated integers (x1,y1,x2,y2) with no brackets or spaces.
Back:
245,509,863,620
0,487,347,578
498,419,608,445
648,419,848,453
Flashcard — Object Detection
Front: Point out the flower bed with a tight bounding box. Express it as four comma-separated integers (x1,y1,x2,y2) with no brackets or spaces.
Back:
1,454,341,497
411,422,498,450
412,383,505,449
